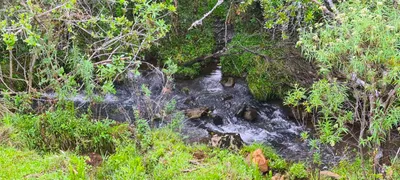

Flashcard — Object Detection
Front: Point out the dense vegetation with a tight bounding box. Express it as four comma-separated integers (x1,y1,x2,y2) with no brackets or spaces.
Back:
1,0,400,179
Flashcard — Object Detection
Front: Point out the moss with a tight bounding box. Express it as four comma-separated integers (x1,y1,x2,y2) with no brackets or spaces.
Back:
247,59,292,101
177,63,201,78
155,0,230,78
221,32,293,101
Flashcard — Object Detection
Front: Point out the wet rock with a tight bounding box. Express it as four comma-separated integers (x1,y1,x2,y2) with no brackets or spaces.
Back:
220,77,235,87
212,115,223,126
184,96,196,105
181,87,190,95
209,132,244,151
222,94,233,101
320,171,341,179
185,107,209,119
236,105,258,121
181,126,209,144
245,149,269,173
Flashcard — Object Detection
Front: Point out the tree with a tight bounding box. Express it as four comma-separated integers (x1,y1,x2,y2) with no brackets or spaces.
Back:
0,0,174,100
285,0,400,175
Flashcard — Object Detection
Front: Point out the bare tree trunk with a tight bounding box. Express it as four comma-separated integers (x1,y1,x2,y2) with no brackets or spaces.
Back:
9,50,12,80
172,0,179,34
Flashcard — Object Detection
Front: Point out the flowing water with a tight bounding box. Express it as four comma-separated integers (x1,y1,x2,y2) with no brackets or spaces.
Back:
172,62,344,166
49,61,351,167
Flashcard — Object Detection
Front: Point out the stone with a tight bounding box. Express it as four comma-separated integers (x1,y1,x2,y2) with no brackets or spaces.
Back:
184,96,196,105
209,132,244,151
185,107,209,119
236,105,258,121
212,115,223,126
245,149,269,173
243,107,258,121
320,171,341,179
220,77,235,87
222,94,233,101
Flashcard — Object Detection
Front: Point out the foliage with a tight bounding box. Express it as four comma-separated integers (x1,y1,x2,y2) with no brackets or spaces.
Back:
284,1,400,178
290,0,400,147
239,0,323,38
222,32,292,100
99,127,265,179
97,144,148,179
0,146,88,179
288,162,308,179
1,106,130,154
156,0,228,77
0,0,174,99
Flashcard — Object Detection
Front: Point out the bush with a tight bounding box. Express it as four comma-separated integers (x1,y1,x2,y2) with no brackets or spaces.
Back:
1,107,130,154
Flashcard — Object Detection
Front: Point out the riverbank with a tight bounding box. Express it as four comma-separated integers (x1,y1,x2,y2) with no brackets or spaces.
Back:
2,108,395,179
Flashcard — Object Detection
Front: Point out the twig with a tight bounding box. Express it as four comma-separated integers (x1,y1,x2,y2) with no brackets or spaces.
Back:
393,147,400,163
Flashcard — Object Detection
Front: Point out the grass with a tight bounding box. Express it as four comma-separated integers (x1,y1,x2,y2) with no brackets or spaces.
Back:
0,146,86,179
1,107,400,179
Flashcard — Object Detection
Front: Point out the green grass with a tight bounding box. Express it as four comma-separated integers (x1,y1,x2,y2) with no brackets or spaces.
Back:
2,108,399,179
0,146,86,179
1,107,130,154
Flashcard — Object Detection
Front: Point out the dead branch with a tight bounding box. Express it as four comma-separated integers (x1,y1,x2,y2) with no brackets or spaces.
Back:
181,49,229,67
188,0,224,30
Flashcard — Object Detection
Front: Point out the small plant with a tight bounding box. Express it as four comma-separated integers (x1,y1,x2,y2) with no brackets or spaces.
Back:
300,132,309,141
167,111,184,131
134,111,152,150
164,99,177,115
289,163,308,179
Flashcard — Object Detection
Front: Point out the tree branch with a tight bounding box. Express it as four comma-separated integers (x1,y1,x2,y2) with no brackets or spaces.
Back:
188,0,224,30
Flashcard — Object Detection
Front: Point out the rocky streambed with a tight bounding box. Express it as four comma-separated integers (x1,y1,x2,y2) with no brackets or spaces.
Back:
44,61,350,167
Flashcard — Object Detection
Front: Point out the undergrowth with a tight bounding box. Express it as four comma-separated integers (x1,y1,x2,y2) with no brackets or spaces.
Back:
1,107,399,179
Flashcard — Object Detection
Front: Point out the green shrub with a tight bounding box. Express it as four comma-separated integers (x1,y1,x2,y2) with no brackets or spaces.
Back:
288,163,308,179
97,144,148,179
1,108,130,154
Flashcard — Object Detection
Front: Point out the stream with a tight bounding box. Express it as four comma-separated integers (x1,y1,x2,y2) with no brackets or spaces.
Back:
57,61,351,168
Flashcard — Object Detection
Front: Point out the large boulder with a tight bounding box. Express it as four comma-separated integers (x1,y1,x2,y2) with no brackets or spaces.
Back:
185,107,209,119
209,132,244,151
236,104,258,121
212,115,223,126
220,77,235,87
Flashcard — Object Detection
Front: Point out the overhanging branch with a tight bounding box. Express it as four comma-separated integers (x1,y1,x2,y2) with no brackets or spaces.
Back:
188,0,224,30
